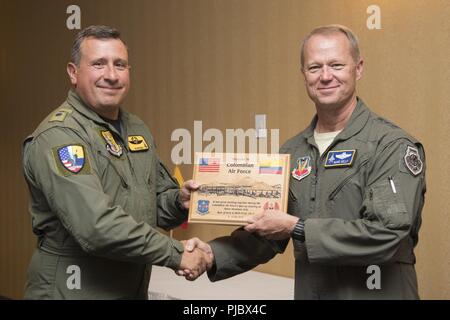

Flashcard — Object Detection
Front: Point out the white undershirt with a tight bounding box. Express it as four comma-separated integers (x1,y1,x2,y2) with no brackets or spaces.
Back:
314,130,342,155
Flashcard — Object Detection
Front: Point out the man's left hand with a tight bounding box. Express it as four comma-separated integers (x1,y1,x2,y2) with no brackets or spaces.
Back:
179,180,199,209
244,210,299,240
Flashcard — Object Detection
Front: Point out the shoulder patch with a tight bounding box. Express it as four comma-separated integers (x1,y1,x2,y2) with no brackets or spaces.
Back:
53,145,91,176
404,146,423,176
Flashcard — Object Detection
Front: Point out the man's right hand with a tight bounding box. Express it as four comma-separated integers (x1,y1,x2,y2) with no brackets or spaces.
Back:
177,237,214,280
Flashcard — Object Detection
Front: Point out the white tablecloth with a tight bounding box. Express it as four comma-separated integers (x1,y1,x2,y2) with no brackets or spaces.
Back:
148,266,294,300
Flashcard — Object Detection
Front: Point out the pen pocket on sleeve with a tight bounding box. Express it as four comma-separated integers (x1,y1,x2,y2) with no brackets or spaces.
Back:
371,180,410,230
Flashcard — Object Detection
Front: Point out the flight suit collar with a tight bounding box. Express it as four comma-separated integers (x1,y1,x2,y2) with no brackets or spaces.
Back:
336,98,371,141
67,90,128,139
303,97,371,145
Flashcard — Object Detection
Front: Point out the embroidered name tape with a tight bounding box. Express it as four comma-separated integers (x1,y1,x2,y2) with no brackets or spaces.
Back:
324,150,356,168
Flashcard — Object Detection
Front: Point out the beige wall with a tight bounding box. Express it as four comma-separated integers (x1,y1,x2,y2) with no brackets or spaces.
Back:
0,0,449,299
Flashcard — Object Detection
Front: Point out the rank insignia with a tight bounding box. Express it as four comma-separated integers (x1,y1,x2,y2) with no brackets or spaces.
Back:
57,145,85,173
49,108,72,122
324,150,356,168
292,156,312,181
101,130,122,157
128,135,149,152
404,146,423,176
196,200,210,215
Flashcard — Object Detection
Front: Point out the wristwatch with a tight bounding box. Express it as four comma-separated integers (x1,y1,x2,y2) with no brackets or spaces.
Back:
291,219,305,242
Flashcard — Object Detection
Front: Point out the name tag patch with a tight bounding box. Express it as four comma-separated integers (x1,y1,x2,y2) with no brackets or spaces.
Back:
324,150,356,168
128,135,149,152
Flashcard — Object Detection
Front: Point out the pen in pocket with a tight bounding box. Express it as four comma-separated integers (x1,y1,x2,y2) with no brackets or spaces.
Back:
388,176,397,194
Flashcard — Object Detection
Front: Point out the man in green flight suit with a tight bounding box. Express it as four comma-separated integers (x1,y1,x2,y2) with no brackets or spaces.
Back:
182,25,426,299
22,25,210,299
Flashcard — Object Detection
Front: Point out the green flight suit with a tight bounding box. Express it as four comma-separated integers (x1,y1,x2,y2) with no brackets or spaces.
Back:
22,90,185,299
208,98,426,299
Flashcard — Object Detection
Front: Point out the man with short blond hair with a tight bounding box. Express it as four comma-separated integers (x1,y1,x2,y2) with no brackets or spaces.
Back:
184,25,426,300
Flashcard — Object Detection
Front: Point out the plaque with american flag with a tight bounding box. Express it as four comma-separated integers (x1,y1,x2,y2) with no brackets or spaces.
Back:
189,152,290,225
198,157,220,172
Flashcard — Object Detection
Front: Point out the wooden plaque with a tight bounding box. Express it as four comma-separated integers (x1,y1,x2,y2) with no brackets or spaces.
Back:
188,152,290,225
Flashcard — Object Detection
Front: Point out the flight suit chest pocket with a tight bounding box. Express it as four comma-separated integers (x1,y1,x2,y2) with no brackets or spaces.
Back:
328,158,368,201
370,180,410,230
126,139,155,187
139,151,156,187
96,150,129,189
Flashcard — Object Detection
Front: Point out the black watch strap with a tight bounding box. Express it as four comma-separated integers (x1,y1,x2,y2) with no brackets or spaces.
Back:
291,219,305,242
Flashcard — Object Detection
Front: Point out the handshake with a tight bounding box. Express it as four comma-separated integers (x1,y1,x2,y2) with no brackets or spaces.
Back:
177,237,214,281
174,179,297,281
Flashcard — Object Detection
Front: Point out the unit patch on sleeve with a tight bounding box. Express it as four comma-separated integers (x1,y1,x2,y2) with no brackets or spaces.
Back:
53,145,91,176
404,146,423,176
324,150,356,168
128,135,149,152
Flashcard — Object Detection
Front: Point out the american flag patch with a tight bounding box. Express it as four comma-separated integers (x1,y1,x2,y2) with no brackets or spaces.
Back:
199,158,220,172
58,145,85,173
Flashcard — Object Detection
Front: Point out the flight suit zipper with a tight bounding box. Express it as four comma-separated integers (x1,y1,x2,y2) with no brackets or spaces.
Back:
97,151,129,189
123,147,137,180
309,148,320,215
288,189,300,214
114,131,137,181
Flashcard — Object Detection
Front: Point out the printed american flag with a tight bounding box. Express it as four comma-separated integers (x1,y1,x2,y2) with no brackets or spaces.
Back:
198,158,220,172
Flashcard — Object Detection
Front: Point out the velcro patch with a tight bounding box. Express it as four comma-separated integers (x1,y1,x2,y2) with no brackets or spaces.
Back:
292,156,312,181
324,150,356,168
53,145,91,176
101,130,123,157
128,135,149,152
404,146,423,176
